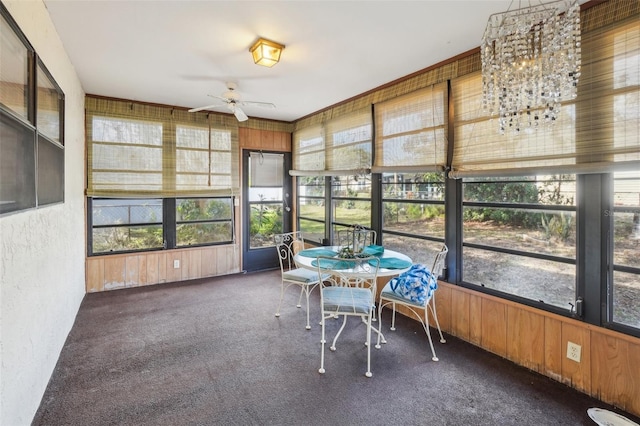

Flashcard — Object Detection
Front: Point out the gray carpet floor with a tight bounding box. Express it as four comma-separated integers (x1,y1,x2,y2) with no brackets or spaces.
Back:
32,269,639,426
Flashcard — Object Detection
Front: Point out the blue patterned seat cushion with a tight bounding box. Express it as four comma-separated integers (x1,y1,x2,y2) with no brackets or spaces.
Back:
322,287,372,314
382,264,437,305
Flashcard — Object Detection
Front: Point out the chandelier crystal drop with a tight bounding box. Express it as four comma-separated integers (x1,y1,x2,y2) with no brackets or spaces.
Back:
481,0,581,134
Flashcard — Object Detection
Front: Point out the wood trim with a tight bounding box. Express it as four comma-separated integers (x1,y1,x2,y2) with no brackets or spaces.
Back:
86,245,241,292
239,127,292,151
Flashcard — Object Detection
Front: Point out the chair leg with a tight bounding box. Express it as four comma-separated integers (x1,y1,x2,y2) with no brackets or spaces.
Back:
429,299,446,343
390,302,397,331
330,315,348,351
422,307,439,362
319,315,326,374
304,286,312,330
365,313,373,378
296,285,304,308
375,302,387,349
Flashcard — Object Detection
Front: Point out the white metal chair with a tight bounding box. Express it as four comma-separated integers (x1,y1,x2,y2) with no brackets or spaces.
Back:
274,232,325,330
377,244,448,361
316,255,380,377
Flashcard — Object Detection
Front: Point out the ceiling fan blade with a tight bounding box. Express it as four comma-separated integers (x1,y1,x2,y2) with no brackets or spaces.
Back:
234,107,249,122
188,104,224,113
207,94,230,102
240,100,276,109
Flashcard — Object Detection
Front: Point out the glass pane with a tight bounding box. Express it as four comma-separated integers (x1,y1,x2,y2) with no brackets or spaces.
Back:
613,270,640,329
383,202,445,238
463,246,575,309
299,198,324,220
332,174,371,229
249,202,283,248
331,174,370,197
382,172,445,201
380,234,443,266
249,187,282,202
612,171,640,329
333,199,371,228
464,176,576,206
0,114,35,214
177,222,232,246
299,218,324,244
176,198,233,247
613,211,640,269
37,135,64,206
91,199,163,254
92,225,163,253
92,199,162,226
176,198,232,221
0,14,29,120
36,63,61,143
463,206,576,258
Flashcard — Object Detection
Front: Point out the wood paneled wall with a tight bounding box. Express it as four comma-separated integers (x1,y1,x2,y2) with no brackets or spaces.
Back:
86,127,291,293
239,127,291,151
385,281,640,417
86,245,241,292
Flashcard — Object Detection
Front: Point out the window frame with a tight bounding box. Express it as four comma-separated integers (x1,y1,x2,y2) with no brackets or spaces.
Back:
87,196,235,256
0,4,65,216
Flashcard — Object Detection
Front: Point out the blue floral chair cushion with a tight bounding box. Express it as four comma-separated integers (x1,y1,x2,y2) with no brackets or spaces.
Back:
387,264,437,305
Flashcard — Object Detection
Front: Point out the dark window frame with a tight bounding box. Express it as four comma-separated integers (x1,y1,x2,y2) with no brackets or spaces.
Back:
87,196,235,256
0,4,65,216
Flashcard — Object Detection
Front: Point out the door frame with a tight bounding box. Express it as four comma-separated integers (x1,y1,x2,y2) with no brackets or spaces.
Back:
241,149,292,272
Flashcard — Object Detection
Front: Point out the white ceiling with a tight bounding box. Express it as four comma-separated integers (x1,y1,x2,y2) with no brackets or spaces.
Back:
42,0,583,123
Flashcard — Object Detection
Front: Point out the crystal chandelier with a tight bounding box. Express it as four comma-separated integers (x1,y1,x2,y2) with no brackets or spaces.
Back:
481,0,581,133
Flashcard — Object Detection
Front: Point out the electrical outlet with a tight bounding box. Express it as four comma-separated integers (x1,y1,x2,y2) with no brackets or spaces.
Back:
173,259,180,269
567,341,581,362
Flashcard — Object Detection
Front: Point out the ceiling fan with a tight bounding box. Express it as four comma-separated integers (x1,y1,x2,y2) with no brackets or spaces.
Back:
188,82,275,122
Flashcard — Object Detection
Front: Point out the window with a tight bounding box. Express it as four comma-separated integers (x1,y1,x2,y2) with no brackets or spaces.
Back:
89,116,163,193
0,6,29,120
0,5,64,215
381,172,445,265
86,97,239,256
373,84,448,174
292,108,372,175
90,198,164,254
293,108,374,244
0,114,36,213
611,171,640,329
331,174,372,237
86,97,239,197
37,134,64,206
373,85,448,264
89,197,234,255
462,175,577,310
176,197,233,247
36,60,63,144
297,176,326,245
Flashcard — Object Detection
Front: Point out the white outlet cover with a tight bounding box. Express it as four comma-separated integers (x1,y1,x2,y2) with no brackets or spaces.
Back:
567,341,581,362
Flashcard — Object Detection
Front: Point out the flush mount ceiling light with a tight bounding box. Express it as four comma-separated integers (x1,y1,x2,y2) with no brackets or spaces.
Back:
249,37,285,67
481,0,581,134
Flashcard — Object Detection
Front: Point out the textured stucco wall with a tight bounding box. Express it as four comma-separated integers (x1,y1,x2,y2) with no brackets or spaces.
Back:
0,1,86,424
